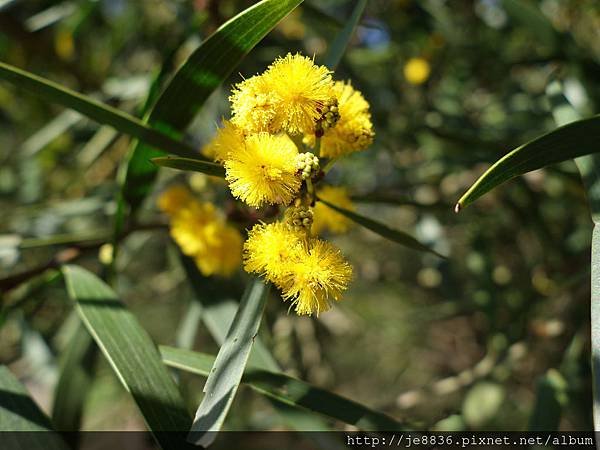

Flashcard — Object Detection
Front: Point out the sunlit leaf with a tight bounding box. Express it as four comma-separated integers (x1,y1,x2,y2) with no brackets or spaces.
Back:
187,279,269,447
62,265,192,450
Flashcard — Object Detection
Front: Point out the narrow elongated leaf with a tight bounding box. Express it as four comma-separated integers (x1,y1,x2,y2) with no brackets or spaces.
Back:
187,280,269,447
0,62,198,159
545,82,600,431
178,253,333,433
322,0,368,69
319,198,445,258
0,365,69,449
455,114,600,210
51,322,97,432
151,156,225,178
161,346,407,431
62,265,192,450
121,0,303,215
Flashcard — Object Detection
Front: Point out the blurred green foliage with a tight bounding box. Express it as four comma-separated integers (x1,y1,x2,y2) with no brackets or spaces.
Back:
2,0,600,434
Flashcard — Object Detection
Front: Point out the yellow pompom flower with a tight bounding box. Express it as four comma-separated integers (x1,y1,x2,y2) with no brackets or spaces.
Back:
243,222,304,283
280,239,353,316
169,200,242,277
230,75,278,134
230,53,336,135
404,57,430,85
224,133,301,207
157,185,194,216
312,185,354,235
202,120,245,162
306,81,374,158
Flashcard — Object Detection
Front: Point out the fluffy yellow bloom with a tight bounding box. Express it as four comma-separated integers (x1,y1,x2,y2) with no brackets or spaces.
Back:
243,222,305,283
202,120,245,162
404,57,430,85
157,185,194,216
229,75,278,134
230,53,336,135
312,186,354,235
306,81,374,158
224,133,301,207
280,239,353,316
170,200,242,277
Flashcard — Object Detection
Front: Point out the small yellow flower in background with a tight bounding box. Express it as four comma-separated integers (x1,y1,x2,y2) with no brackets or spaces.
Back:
159,188,242,278
202,120,245,162
404,57,431,85
157,185,194,216
305,81,374,158
280,239,353,316
312,185,354,235
243,222,304,283
229,53,336,135
225,133,301,208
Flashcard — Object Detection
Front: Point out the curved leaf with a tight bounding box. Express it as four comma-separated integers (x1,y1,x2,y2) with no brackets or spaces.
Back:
62,265,192,450
0,61,198,159
160,346,408,432
151,156,225,178
456,114,600,210
319,198,446,258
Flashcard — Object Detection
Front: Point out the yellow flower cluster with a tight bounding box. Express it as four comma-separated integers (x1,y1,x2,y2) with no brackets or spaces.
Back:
196,53,374,315
243,222,352,316
157,186,242,277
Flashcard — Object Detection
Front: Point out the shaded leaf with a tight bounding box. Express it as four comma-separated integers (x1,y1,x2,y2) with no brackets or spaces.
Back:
151,156,225,178
187,280,269,447
161,345,408,432
0,365,69,449
322,0,368,70
319,198,445,258
62,265,192,450
51,322,97,432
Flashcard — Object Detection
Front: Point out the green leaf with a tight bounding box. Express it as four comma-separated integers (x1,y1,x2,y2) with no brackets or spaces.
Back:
62,265,192,450
322,0,368,70
120,0,304,216
177,253,333,432
319,198,446,258
51,322,97,432
160,346,408,432
0,61,198,159
455,114,600,210
528,369,567,431
151,156,225,178
0,365,69,449
545,81,600,431
187,279,269,447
